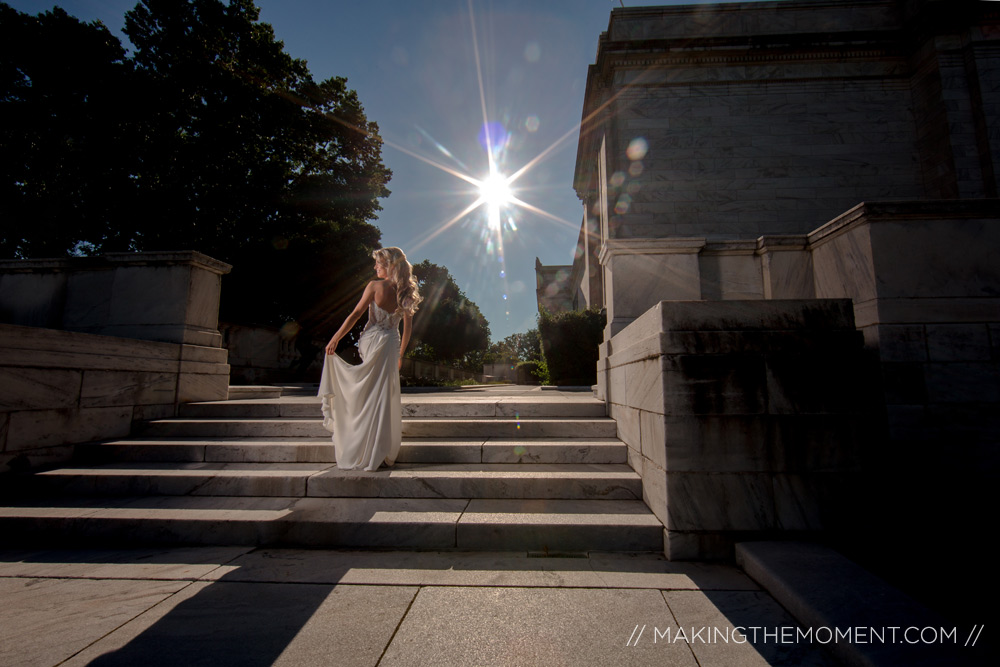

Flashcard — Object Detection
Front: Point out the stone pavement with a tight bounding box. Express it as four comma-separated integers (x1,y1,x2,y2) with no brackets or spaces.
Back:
0,546,839,667
1,386,992,665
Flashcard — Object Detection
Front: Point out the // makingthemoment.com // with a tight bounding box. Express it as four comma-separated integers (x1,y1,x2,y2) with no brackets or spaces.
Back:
624,625,986,647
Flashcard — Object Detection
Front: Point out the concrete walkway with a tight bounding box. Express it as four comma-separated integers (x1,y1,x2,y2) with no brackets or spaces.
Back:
0,546,837,667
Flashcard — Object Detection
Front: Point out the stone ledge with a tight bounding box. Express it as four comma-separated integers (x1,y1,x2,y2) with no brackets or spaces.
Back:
0,250,232,276
736,541,977,667
227,386,283,400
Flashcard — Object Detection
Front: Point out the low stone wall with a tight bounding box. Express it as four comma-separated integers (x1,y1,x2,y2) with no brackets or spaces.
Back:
221,322,306,385
0,323,228,471
601,300,878,560
0,251,232,472
222,324,490,386
483,362,517,384
403,359,484,384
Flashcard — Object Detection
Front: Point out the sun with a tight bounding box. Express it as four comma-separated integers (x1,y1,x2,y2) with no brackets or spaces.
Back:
478,172,513,209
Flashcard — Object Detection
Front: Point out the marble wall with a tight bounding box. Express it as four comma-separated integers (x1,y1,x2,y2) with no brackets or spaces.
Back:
574,0,940,250
807,200,1000,470
602,300,875,560
0,323,229,471
596,199,1000,559
563,0,1000,326
0,251,232,471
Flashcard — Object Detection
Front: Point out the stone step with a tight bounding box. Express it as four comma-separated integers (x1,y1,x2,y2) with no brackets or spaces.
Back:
180,398,607,419
75,438,628,465
226,386,282,400
403,418,617,439
27,463,643,500
0,496,663,551
139,418,618,439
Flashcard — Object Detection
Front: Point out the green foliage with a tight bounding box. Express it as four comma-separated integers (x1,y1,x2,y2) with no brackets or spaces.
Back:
0,5,139,257
515,358,549,385
485,329,542,364
411,260,490,365
538,307,605,386
0,1,390,342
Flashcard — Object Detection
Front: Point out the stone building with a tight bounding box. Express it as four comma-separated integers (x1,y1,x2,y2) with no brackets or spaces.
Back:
539,0,1000,562
533,210,603,314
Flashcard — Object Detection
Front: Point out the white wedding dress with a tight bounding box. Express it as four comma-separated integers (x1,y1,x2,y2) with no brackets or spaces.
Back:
318,301,402,471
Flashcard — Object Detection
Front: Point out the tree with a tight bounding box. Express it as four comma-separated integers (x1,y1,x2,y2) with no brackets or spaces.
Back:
410,260,490,367
538,307,605,386
0,5,140,257
486,329,542,364
0,1,390,343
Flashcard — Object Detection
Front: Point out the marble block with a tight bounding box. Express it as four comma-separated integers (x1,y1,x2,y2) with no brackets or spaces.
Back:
80,370,177,408
7,406,132,451
0,367,81,411
665,472,776,532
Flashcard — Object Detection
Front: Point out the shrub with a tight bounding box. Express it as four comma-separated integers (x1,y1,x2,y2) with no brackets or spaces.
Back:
538,307,605,386
515,359,548,385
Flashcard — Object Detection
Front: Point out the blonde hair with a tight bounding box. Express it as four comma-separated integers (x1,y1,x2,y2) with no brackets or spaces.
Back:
373,246,422,315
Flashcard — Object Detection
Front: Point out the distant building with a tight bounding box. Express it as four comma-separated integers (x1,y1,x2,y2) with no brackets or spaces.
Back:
534,210,603,314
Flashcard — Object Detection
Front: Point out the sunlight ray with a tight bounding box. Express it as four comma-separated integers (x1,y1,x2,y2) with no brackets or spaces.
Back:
467,0,495,167
415,125,472,172
507,197,581,231
407,198,486,254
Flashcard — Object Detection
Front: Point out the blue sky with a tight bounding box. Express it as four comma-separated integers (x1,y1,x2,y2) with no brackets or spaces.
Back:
10,0,724,340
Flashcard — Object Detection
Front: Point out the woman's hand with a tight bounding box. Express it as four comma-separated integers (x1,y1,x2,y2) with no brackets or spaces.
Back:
398,355,403,370
325,336,340,355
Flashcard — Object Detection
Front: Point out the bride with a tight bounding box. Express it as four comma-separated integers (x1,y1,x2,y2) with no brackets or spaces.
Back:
319,247,422,471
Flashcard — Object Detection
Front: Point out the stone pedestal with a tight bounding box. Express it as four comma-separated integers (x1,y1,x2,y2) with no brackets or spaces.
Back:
603,300,877,560
0,251,231,347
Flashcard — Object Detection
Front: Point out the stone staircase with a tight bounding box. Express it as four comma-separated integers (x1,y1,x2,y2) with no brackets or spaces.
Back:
0,389,664,552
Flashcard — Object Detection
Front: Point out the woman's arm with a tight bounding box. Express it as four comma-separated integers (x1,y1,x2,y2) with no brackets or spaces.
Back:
325,282,375,355
398,312,413,370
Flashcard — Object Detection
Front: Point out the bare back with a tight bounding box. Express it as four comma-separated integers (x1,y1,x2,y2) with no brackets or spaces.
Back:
371,279,398,313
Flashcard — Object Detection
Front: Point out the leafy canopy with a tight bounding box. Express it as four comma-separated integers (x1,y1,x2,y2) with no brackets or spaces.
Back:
0,0,390,334
409,260,490,368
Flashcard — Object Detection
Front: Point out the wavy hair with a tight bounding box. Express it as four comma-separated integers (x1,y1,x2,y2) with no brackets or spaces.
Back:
373,247,422,315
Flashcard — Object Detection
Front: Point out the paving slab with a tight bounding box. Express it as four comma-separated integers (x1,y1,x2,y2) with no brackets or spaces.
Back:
736,541,991,666
379,586,697,666
587,552,760,591
0,576,189,667
3,544,921,667
196,549,758,590
61,581,417,667
0,546,251,580
664,590,838,666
